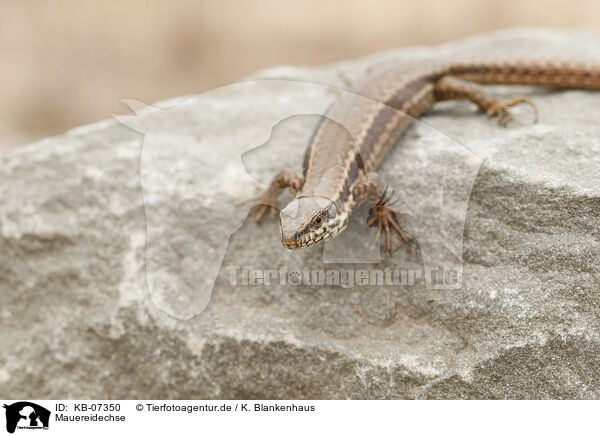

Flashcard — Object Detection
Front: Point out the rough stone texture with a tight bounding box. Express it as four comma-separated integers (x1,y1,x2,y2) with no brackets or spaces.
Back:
1,29,600,399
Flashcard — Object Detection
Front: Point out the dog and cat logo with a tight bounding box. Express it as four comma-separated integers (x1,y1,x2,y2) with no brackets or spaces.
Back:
2,402,50,433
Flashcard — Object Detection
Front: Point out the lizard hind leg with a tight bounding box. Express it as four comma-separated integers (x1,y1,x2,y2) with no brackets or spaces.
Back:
240,169,303,223
434,75,538,126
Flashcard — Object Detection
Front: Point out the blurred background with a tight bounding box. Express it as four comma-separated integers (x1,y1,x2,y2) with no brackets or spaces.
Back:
1,0,599,154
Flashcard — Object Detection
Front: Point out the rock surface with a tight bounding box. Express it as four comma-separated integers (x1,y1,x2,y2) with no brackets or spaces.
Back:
1,29,600,399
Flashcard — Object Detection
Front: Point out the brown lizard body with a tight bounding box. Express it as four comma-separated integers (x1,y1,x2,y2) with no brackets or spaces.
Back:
245,58,600,250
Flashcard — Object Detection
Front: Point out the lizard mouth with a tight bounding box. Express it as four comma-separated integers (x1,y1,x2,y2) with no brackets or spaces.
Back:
281,232,330,249
282,236,315,249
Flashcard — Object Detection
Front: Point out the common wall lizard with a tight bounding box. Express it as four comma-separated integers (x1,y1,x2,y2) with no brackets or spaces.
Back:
244,59,600,250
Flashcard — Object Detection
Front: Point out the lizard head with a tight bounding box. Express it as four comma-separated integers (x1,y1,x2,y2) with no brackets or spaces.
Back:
279,196,347,249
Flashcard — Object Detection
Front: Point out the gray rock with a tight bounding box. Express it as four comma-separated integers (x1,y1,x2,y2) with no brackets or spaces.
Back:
1,29,600,399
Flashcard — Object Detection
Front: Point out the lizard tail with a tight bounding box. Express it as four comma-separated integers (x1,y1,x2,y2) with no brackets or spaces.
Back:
450,59,600,90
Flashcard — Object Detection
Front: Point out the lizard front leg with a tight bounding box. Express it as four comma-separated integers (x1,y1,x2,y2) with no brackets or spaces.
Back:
435,75,538,126
353,173,408,252
243,169,303,223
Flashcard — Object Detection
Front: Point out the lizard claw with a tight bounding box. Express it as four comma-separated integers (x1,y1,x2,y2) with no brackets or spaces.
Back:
367,204,408,252
486,96,539,126
240,187,280,223
238,169,303,224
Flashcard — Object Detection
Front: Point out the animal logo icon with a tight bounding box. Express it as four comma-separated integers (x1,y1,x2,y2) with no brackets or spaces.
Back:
3,402,50,434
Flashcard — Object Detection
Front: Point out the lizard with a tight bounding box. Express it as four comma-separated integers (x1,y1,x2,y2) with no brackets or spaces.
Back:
244,58,600,251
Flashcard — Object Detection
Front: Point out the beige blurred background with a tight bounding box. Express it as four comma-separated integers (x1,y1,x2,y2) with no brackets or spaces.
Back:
1,0,599,154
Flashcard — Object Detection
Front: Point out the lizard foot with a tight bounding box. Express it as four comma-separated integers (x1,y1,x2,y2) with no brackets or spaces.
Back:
239,187,281,223
486,96,539,126
367,203,408,252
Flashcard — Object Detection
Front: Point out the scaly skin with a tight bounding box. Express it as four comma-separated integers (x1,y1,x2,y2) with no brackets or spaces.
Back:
246,58,600,251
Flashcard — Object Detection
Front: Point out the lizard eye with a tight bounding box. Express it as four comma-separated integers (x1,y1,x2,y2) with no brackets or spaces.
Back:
312,215,323,228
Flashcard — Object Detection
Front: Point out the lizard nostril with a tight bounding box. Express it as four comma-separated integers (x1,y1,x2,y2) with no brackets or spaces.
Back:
282,237,299,249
